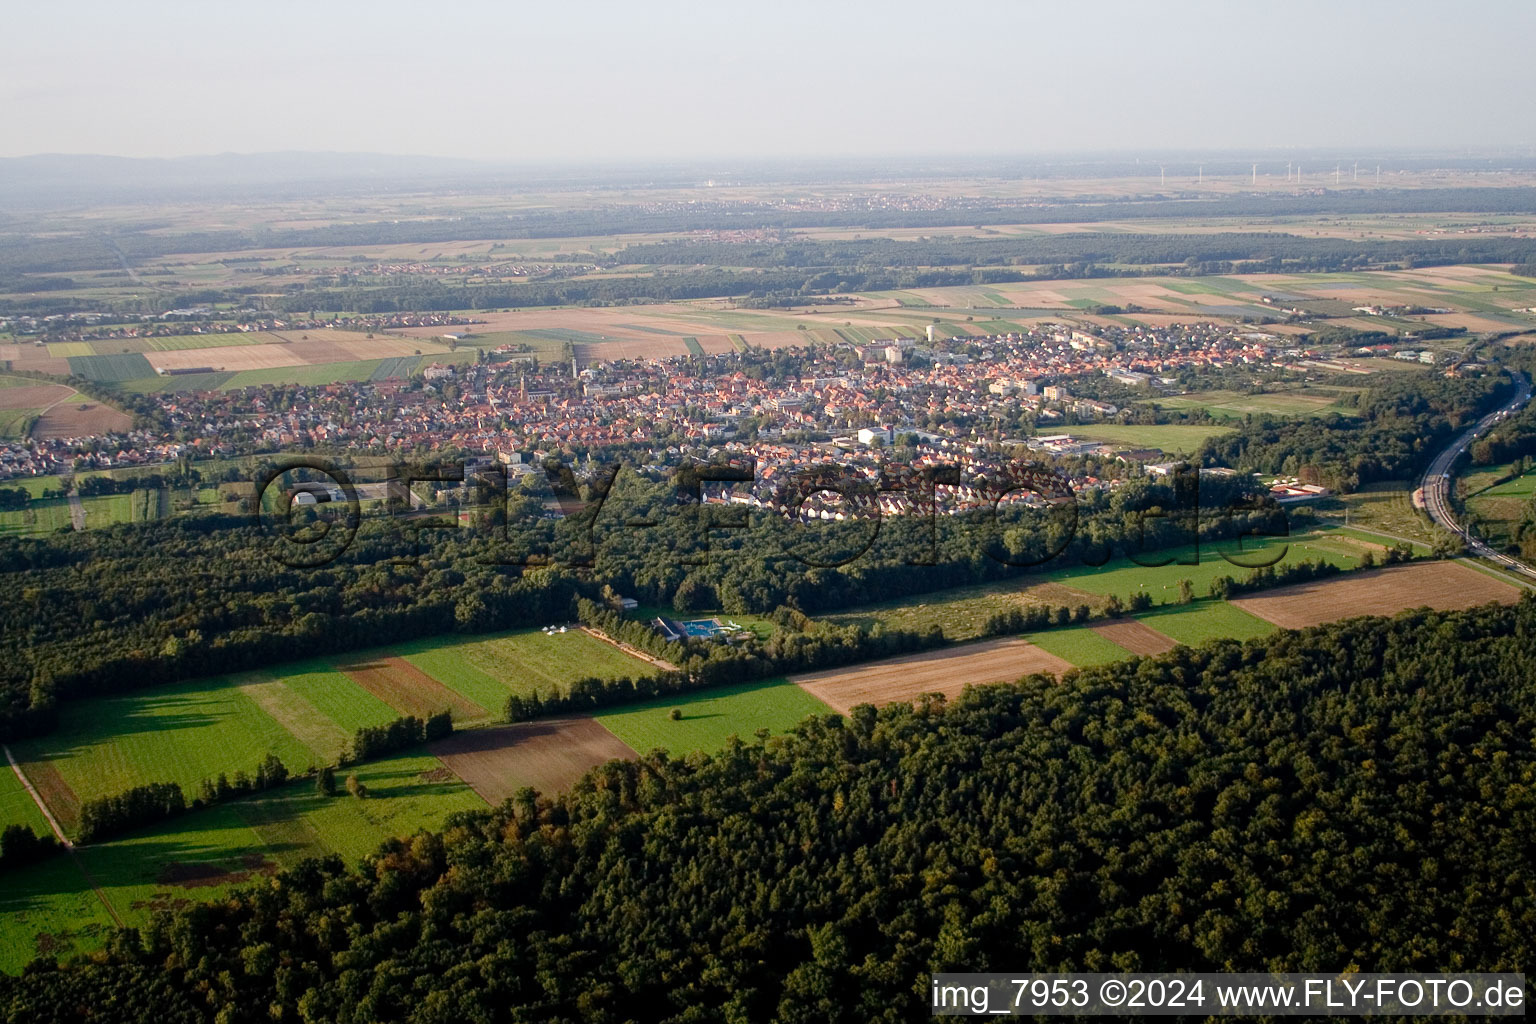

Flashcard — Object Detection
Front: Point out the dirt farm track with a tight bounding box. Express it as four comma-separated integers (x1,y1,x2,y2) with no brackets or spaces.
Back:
1230,561,1522,629
790,637,1072,715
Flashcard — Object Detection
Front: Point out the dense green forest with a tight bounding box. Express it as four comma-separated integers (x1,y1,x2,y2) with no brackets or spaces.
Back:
2,599,1531,1022
0,467,1280,738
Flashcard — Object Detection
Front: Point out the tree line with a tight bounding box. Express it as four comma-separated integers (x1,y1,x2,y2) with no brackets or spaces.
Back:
0,456,1394,742
1195,369,1511,491
3,597,1532,1020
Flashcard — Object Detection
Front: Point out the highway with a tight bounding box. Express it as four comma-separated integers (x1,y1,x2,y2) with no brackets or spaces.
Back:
1417,371,1536,581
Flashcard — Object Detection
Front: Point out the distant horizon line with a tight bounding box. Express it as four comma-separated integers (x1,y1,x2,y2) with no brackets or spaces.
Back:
4,145,1536,167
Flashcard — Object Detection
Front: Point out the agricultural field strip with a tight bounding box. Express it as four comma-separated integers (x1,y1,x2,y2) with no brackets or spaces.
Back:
434,718,638,804
3,744,67,843
338,656,488,722
595,678,834,756
1089,619,1176,656
2,630,661,835
1230,561,1520,629
789,638,1073,716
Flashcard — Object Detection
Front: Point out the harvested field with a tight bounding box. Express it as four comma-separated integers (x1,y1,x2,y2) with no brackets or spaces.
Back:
1089,619,1177,656
0,384,73,410
337,656,489,723
144,344,307,373
0,344,73,374
302,337,436,362
1230,561,1521,629
695,334,737,354
791,638,1072,714
18,758,79,833
31,400,131,439
278,340,355,364
433,717,635,802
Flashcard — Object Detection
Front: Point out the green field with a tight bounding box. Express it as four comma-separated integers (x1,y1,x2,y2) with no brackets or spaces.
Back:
822,528,1374,638
0,750,487,972
1034,531,1368,600
596,677,832,755
1470,465,1536,500
9,677,321,832
0,406,41,438
45,342,95,358
1152,387,1359,419
78,494,133,528
0,853,117,972
1134,599,1276,645
819,578,1109,641
2,628,657,838
97,333,267,354
0,626,661,968
119,371,237,393
1463,462,1536,549
65,353,156,382
0,763,52,838
220,360,385,390
0,497,74,536
370,355,419,380
396,628,660,702
1067,423,1237,451
1023,625,1133,667
1318,481,1440,545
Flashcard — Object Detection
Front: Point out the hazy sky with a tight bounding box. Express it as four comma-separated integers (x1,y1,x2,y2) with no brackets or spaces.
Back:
4,0,1532,161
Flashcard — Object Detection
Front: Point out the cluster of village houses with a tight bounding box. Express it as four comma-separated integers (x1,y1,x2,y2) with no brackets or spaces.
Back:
2,321,1358,509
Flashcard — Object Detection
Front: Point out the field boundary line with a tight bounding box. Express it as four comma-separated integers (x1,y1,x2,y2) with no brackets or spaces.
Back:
579,626,679,673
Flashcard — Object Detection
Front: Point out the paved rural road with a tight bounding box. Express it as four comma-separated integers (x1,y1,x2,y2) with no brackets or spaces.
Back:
1418,371,1536,581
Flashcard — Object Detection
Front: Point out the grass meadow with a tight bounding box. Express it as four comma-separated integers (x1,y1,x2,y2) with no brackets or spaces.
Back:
2,629,658,839
1023,626,1135,667
0,750,486,972
595,677,832,755
1065,423,1236,451
821,527,1374,639
1133,599,1276,645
